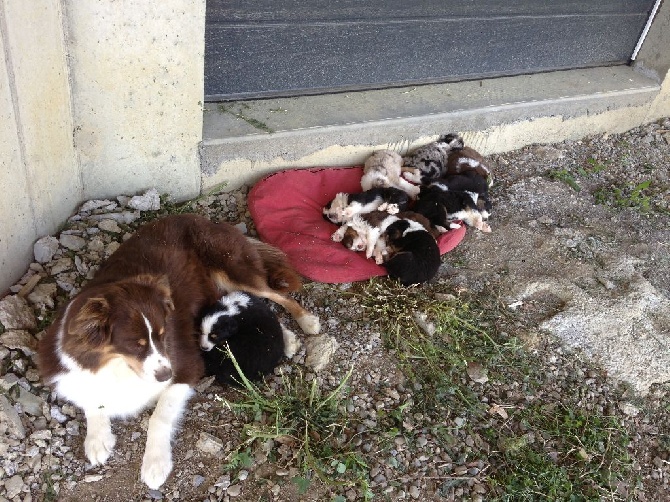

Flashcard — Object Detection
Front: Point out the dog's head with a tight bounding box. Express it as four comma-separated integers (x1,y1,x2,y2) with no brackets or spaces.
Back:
199,292,249,351
323,193,349,224
340,226,367,252
62,274,175,382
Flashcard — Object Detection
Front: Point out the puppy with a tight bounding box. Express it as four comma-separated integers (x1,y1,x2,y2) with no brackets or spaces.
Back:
38,214,319,490
382,219,441,286
361,150,421,198
199,292,301,385
439,171,492,218
402,134,465,184
413,183,492,233
331,210,400,263
445,146,493,185
395,210,447,239
323,187,410,224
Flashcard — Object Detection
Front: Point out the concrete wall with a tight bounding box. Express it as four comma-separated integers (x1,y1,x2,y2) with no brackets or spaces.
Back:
0,0,205,295
0,0,80,294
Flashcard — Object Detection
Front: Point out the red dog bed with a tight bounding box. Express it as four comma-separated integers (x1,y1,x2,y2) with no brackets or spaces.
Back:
248,166,466,283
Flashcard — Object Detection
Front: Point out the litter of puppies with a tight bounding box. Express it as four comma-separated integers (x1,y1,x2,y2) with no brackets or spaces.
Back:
325,133,493,285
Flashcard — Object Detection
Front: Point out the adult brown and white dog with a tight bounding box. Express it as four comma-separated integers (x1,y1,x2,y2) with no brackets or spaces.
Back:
38,214,319,489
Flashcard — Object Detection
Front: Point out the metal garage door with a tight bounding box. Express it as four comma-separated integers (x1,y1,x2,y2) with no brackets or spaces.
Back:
204,0,657,101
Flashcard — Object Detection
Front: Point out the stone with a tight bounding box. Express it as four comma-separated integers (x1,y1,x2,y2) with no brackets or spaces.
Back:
0,394,26,439
16,389,45,417
79,199,115,212
0,330,38,355
27,283,58,309
4,474,24,499
128,188,161,211
226,484,241,497
0,296,37,330
98,219,122,233
234,222,247,234
196,432,224,454
33,236,59,264
59,234,86,251
304,335,339,372
50,257,73,275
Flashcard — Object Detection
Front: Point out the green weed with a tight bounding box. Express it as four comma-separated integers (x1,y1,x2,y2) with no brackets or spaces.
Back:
218,104,274,133
593,180,654,212
548,169,581,192
218,347,371,496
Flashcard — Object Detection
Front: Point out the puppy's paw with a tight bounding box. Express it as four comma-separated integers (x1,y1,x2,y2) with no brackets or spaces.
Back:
281,326,302,358
385,203,400,215
331,230,344,242
401,170,421,183
141,446,173,490
479,222,492,233
297,313,320,335
84,428,116,466
435,225,448,233
448,222,462,229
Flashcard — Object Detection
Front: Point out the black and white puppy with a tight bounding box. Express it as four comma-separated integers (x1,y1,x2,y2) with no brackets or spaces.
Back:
323,187,410,224
439,172,492,218
402,134,465,184
413,183,492,233
199,292,301,385
382,219,441,286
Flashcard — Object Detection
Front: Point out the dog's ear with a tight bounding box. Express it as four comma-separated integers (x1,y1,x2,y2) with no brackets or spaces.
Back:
69,297,111,346
133,274,175,312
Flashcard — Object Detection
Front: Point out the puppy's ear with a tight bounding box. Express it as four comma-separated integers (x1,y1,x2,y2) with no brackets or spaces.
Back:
69,297,111,346
211,317,238,342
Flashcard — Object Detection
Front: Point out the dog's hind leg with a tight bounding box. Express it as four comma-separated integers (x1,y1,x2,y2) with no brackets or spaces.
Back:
213,271,321,335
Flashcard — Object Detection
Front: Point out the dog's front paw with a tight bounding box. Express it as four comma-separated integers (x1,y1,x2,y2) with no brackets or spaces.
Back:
141,446,173,490
297,313,320,335
84,428,116,466
331,230,344,242
385,203,400,215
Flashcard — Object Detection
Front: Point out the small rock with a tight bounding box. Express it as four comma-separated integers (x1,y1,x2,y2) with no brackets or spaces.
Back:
128,188,161,211
226,484,241,497
409,485,420,499
234,222,247,234
33,236,60,263
192,475,206,487
0,296,37,330
59,234,86,251
98,219,122,233
50,257,73,275
17,388,45,417
83,474,104,483
27,283,58,309
619,402,641,417
5,474,24,499
147,489,163,499
305,335,339,372
0,330,38,355
79,199,115,212
50,406,68,423
196,432,224,454
0,395,26,439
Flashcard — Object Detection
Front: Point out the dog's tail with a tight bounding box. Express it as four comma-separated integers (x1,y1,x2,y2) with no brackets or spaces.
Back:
247,238,302,293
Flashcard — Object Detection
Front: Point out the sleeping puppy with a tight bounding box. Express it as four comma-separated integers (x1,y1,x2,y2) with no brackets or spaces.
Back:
331,210,400,263
382,219,441,286
361,150,421,198
445,146,494,186
413,183,492,233
402,133,465,184
395,210,447,239
199,292,301,385
323,187,410,224
439,171,492,219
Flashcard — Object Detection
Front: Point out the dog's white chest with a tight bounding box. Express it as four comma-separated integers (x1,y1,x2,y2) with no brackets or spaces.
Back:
53,358,170,418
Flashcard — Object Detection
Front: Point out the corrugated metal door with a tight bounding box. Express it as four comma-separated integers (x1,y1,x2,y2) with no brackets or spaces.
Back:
205,1,656,101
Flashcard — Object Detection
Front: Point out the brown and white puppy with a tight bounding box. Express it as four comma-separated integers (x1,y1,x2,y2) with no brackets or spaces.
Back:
361,150,421,198
413,183,492,233
331,210,400,263
38,214,319,490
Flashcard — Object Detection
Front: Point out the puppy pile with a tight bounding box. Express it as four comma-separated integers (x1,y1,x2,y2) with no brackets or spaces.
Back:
324,134,493,286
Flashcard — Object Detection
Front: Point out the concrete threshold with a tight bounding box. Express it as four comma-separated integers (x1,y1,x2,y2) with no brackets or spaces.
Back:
200,65,660,191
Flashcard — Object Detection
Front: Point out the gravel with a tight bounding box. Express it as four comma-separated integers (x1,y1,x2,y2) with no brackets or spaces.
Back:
1,119,670,501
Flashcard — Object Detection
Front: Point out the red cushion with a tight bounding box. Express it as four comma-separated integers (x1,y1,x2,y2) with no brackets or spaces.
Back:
248,166,466,283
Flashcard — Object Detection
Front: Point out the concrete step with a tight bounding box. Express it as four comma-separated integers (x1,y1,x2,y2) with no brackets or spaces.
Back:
200,65,660,191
